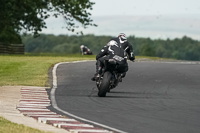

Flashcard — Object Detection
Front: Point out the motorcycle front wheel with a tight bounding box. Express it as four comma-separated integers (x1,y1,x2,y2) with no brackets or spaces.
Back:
98,71,112,97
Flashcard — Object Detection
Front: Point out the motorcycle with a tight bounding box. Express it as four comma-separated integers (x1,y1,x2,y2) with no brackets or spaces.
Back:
96,57,123,97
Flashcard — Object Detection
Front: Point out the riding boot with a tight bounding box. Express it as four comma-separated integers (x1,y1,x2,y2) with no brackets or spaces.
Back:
119,72,126,82
91,69,101,81
121,72,126,78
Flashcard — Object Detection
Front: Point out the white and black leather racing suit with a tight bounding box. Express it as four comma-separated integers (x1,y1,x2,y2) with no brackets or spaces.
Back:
93,37,135,80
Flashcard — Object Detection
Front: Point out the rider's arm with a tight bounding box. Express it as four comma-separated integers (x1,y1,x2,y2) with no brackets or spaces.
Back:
96,46,108,60
126,42,135,61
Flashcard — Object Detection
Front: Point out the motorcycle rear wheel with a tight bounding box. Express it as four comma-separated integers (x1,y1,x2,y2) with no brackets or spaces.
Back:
98,71,112,97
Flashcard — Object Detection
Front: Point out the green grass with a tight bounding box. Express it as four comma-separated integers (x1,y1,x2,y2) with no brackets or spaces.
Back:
0,117,51,133
0,54,95,86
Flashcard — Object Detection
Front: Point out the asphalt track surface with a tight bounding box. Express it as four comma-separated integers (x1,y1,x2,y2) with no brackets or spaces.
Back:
51,60,200,133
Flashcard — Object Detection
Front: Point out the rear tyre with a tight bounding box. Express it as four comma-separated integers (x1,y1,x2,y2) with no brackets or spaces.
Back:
98,71,112,97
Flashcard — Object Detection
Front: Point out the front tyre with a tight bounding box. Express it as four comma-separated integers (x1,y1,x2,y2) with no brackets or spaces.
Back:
98,71,112,97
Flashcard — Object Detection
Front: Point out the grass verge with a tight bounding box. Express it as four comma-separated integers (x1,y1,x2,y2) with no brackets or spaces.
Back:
0,116,50,133
0,55,95,86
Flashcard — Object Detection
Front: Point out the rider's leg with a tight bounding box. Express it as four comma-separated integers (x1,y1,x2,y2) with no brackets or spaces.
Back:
96,59,103,74
91,58,104,81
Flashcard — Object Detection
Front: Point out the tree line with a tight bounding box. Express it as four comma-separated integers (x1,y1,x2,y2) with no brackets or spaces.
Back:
22,34,200,61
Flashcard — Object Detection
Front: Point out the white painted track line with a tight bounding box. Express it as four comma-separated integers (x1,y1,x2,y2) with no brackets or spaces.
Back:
54,123,94,128
19,101,50,104
27,114,61,117
21,112,57,115
69,129,112,133
18,104,50,106
18,108,50,111
38,117,76,123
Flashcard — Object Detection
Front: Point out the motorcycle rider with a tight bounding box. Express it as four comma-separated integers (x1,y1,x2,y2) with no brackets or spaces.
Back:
91,33,135,81
80,45,92,55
